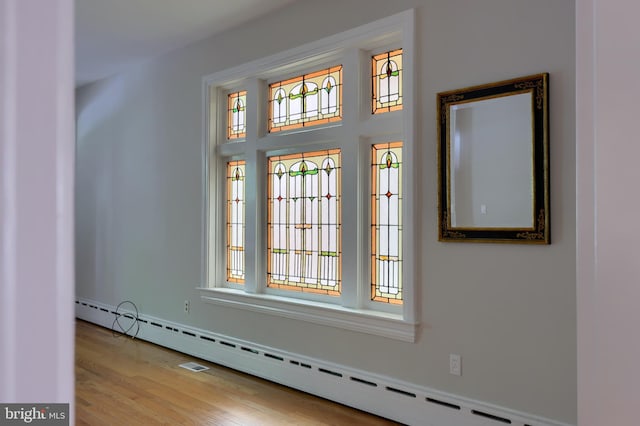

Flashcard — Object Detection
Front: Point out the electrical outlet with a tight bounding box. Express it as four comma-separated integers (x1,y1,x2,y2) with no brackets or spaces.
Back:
184,300,190,313
449,354,461,376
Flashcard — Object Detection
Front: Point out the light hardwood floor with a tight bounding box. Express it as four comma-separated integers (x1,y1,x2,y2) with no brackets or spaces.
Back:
76,320,399,425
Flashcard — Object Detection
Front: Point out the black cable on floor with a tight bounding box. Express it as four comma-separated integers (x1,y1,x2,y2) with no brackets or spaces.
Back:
112,300,140,339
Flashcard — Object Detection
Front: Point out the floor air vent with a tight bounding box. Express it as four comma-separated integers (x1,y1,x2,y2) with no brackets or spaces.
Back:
179,362,210,372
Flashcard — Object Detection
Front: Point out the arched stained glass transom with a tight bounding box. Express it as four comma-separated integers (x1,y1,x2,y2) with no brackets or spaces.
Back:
268,66,342,133
267,149,341,295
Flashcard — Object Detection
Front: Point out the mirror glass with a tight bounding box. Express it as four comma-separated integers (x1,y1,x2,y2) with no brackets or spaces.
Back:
449,93,533,228
437,74,549,243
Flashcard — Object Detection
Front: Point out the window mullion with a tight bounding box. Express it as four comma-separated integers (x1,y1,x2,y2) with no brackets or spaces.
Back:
245,78,262,141
242,78,263,294
337,136,357,308
339,48,362,308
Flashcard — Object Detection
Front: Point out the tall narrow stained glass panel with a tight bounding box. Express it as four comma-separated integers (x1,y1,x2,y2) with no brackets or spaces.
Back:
268,66,342,133
372,49,403,114
371,142,403,304
227,91,247,140
227,160,245,283
267,149,341,295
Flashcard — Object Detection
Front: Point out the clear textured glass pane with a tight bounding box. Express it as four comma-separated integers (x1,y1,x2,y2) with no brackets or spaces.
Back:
320,76,338,114
273,89,287,124
290,83,304,121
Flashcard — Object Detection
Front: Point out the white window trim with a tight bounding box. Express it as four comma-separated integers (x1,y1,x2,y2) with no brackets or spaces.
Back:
200,9,418,342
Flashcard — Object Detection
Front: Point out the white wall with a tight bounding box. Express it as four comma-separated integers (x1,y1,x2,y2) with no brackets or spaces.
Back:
0,0,75,415
75,0,576,423
577,0,640,424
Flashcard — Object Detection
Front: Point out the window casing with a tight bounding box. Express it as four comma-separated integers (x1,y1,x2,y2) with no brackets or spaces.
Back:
201,10,417,342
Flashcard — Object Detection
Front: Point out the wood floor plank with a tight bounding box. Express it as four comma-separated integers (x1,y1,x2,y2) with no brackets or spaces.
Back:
75,320,400,425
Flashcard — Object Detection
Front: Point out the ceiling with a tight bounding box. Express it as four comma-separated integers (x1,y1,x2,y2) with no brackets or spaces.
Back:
75,0,297,87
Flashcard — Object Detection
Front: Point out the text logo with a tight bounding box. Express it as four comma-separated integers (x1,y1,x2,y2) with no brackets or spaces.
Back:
1,404,68,425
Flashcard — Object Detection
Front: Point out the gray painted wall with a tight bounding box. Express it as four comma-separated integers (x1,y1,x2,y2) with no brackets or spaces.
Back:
75,0,576,423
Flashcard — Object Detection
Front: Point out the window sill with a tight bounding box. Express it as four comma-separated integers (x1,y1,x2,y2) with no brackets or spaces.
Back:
198,287,417,342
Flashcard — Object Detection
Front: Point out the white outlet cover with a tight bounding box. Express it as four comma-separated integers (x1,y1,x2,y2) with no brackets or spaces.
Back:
449,354,461,376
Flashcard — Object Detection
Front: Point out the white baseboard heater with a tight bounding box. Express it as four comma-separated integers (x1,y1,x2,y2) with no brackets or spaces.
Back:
75,298,571,426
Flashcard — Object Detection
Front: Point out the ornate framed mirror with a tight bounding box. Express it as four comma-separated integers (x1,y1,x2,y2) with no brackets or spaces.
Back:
437,73,549,243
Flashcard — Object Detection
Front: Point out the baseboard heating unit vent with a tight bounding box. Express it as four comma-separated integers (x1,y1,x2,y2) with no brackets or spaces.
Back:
75,298,573,426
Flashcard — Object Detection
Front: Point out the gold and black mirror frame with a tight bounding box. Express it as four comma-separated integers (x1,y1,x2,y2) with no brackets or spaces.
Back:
437,73,549,244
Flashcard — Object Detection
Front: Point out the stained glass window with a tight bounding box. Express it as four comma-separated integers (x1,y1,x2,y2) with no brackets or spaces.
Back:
227,91,247,139
268,66,342,133
267,149,341,295
372,49,403,114
371,142,402,304
227,160,245,283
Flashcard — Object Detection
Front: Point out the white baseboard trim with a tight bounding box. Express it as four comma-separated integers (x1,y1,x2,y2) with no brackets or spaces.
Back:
75,298,572,426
